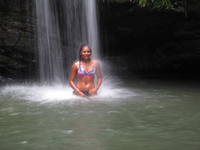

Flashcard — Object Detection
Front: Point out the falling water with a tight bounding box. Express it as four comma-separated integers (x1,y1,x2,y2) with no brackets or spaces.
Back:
61,0,100,73
61,0,87,72
35,0,65,84
84,0,100,58
35,0,100,84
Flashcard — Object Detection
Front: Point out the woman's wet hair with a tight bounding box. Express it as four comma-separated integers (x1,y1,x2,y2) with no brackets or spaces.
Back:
79,44,91,61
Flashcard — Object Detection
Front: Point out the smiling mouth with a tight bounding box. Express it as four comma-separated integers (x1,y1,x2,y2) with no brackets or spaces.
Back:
82,56,90,59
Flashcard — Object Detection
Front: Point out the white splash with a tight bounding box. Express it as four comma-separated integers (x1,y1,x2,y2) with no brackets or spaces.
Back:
0,79,137,103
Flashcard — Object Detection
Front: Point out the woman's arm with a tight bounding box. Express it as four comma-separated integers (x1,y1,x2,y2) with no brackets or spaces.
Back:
68,63,85,96
89,61,103,95
88,61,103,96
95,61,103,91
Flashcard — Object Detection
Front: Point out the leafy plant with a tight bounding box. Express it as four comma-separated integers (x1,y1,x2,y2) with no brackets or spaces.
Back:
133,0,174,9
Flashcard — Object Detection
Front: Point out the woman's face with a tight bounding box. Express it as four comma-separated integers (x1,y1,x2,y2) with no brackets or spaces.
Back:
81,46,91,60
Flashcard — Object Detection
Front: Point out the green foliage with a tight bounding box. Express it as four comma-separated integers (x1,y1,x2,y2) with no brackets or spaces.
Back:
134,0,150,7
153,0,174,9
133,0,174,9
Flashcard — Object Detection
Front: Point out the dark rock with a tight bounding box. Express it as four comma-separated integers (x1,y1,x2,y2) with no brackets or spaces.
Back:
0,0,37,81
99,1,200,77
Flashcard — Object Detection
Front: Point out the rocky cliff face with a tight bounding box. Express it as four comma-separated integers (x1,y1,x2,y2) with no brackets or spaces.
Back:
99,1,200,77
0,0,37,83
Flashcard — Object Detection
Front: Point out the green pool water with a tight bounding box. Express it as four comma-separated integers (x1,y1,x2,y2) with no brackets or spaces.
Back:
0,79,200,150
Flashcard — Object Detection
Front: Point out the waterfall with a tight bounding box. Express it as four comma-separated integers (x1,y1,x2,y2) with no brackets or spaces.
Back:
84,0,100,59
35,0,100,84
61,0,100,72
35,0,65,84
61,0,87,73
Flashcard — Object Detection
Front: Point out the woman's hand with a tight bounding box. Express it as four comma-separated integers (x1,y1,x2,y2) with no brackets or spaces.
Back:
78,91,85,97
74,90,85,97
89,88,97,95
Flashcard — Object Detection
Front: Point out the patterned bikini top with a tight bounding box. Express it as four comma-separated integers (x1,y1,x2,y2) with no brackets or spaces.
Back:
77,63,96,75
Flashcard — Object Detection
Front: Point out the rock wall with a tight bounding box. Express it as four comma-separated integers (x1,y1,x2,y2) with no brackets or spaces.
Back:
0,0,37,83
99,1,200,77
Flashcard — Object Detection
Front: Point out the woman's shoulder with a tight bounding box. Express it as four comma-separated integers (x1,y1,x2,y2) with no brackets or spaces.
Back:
91,59,101,65
74,61,80,65
72,61,80,68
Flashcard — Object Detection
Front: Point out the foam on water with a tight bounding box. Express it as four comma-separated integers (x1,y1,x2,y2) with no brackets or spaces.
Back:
0,79,137,103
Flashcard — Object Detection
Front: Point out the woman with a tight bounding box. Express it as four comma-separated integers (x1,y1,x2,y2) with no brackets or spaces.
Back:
68,45,103,97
